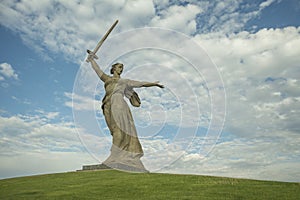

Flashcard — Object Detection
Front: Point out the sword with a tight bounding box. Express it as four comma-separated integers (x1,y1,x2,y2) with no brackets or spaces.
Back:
86,20,119,62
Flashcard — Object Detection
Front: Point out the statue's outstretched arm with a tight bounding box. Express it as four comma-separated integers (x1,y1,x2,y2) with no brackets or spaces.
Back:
142,81,164,88
128,80,164,89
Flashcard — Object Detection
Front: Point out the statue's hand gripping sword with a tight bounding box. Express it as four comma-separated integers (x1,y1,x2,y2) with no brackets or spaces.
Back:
86,20,119,62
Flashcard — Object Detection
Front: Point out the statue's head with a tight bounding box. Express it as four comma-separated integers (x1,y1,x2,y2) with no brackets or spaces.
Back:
110,63,124,75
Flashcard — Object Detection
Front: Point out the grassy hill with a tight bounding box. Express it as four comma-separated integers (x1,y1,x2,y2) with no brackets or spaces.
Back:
0,170,299,199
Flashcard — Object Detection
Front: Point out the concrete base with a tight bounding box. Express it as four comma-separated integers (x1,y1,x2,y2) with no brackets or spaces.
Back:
79,164,111,171
79,163,149,173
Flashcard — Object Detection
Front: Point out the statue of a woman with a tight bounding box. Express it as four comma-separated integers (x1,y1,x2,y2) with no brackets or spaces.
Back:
87,54,164,172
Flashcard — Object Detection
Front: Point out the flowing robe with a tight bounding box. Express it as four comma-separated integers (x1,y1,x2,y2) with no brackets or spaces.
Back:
100,75,147,171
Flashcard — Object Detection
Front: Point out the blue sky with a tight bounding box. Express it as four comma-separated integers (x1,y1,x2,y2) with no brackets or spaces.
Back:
0,26,76,116
1,0,300,182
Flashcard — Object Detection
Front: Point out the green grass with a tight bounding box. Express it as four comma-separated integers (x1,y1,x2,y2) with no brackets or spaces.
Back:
0,170,299,199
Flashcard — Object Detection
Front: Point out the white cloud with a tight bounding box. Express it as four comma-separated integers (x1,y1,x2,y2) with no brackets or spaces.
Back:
184,0,278,34
0,112,104,178
120,0,155,27
0,62,18,80
163,134,300,182
0,151,94,179
0,1,276,62
0,0,155,62
259,0,276,10
194,27,300,137
0,114,79,150
150,4,202,34
34,109,59,120
0,62,19,88
45,112,59,120
64,92,98,111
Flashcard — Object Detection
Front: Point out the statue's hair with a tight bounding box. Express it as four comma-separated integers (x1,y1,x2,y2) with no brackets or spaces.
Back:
110,63,123,74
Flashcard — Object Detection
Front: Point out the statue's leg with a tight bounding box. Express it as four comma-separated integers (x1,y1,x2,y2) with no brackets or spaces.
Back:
103,106,114,134
112,127,123,147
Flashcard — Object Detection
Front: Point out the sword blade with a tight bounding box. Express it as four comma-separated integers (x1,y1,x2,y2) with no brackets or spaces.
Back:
86,20,118,62
93,20,118,54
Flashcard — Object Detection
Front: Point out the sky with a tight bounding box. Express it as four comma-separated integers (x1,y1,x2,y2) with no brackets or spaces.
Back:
0,0,300,182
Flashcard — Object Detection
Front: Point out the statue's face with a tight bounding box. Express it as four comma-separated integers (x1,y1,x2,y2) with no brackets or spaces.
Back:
115,64,123,75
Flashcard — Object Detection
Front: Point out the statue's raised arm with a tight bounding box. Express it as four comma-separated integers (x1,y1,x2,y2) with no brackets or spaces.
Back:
87,54,109,82
86,20,118,82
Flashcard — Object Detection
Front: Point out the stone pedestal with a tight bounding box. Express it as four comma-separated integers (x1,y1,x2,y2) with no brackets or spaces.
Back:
79,163,149,173
81,164,111,171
